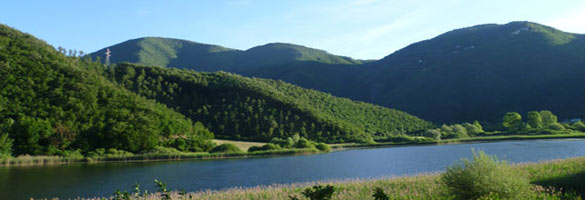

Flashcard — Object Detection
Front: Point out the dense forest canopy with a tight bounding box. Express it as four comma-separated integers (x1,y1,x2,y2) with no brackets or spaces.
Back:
107,63,433,143
0,24,214,156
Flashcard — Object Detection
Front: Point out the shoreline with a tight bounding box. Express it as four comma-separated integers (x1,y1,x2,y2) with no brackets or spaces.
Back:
3,133,585,167
39,156,585,200
0,148,321,167
330,133,585,150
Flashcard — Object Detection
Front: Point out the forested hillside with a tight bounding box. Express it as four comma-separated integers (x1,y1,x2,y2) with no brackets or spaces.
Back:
0,24,214,156
108,63,433,143
90,37,362,73
91,21,585,124
359,21,585,123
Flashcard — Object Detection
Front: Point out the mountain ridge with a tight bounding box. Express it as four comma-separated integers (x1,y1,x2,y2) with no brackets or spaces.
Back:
89,21,585,123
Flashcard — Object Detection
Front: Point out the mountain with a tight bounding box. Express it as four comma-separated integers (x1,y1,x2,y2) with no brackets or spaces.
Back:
0,24,214,156
90,37,240,72
109,62,432,143
358,21,585,123
91,21,585,124
90,37,363,72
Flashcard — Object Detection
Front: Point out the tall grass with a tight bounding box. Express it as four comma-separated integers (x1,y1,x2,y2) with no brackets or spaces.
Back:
0,148,321,167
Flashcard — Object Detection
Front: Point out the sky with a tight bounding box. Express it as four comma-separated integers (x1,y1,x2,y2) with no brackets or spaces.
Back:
1,0,585,59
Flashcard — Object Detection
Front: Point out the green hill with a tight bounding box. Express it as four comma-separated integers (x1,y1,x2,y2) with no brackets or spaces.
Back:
90,37,240,72
0,24,214,156
90,38,362,72
358,21,585,123
109,63,432,142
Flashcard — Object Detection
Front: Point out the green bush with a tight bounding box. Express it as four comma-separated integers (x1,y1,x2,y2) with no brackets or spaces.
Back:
261,143,281,150
571,121,585,131
442,150,532,200
380,134,415,143
145,146,181,154
295,138,315,149
248,143,281,152
209,144,242,153
0,133,13,157
105,148,134,157
302,185,335,200
315,143,331,152
547,123,565,131
62,149,84,159
372,187,390,200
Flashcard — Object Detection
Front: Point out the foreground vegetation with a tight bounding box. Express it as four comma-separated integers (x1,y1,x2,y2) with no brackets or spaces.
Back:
61,153,585,200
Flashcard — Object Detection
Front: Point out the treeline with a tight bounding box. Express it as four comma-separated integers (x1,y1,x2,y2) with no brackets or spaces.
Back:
499,110,584,133
424,110,584,141
105,63,433,143
0,24,214,157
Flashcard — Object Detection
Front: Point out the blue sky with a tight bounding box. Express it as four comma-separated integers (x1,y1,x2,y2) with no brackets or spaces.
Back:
2,0,585,59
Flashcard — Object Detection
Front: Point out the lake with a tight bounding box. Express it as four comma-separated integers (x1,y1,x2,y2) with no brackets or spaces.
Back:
2,139,585,199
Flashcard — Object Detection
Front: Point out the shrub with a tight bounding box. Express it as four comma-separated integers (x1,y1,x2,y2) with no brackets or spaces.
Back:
261,143,281,150
315,143,331,152
0,133,13,157
442,150,532,199
209,144,242,153
571,121,585,131
248,144,281,152
424,129,442,140
547,123,565,131
372,187,390,200
62,149,84,159
104,148,134,157
302,185,335,200
381,134,414,143
145,146,181,154
295,138,315,149
269,137,288,147
248,145,262,152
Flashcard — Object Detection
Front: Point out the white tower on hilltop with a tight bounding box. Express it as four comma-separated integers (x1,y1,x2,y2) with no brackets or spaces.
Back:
105,48,111,66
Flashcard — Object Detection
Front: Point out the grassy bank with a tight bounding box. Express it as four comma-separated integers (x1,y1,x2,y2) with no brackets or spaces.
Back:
0,148,320,167
331,133,585,149
54,156,585,200
441,132,585,143
212,139,266,151
5,133,584,167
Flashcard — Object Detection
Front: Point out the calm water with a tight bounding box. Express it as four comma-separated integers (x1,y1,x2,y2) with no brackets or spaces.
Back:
2,139,585,199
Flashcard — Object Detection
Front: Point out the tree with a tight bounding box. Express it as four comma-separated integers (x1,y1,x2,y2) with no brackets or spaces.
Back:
12,117,54,155
502,112,523,131
453,124,469,138
473,121,483,132
0,133,13,157
540,110,558,126
526,111,543,129
462,123,481,136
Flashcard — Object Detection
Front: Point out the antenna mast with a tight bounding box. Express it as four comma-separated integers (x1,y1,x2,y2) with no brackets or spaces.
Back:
105,48,111,66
